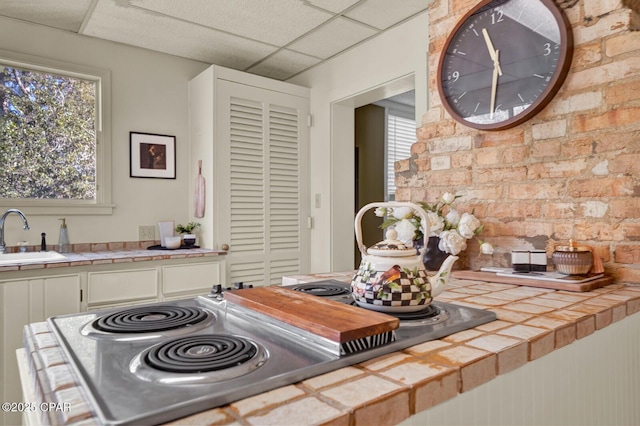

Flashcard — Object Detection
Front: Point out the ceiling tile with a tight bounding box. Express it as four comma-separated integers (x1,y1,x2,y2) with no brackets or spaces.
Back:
247,49,321,80
82,1,277,68
130,0,334,47
0,0,93,32
287,16,377,59
345,0,427,30
304,0,361,14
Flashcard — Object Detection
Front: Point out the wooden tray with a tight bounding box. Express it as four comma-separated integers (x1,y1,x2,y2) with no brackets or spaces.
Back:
224,286,399,343
452,270,614,292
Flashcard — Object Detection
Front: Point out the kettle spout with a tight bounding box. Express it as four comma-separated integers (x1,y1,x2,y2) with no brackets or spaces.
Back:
429,255,458,298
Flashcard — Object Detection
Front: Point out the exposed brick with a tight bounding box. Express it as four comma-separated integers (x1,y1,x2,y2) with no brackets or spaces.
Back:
487,202,541,220
414,157,430,172
476,149,501,166
508,183,563,200
419,124,438,140
605,31,640,57
567,177,635,197
610,198,640,219
532,119,567,140
605,79,640,105
573,9,632,45
541,203,577,220
616,267,640,284
560,138,594,157
395,187,412,202
476,167,528,184
452,152,474,168
573,106,640,133
429,169,472,186
395,159,411,173
594,131,639,153
584,0,625,19
474,128,525,148
411,142,428,155
615,245,640,263
566,56,640,92
430,136,472,153
623,223,640,241
531,140,562,158
571,42,603,69
402,0,640,284
573,222,625,241
608,153,640,174
528,159,589,179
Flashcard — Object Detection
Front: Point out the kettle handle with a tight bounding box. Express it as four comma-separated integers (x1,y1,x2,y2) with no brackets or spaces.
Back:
355,202,431,256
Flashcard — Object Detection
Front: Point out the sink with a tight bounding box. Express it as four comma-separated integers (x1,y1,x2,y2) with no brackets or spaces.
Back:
0,251,67,265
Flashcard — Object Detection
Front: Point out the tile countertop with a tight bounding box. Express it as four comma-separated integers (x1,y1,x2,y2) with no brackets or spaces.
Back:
0,242,226,272
19,272,640,425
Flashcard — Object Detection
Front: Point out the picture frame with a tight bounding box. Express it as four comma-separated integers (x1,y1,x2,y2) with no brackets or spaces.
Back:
130,132,176,179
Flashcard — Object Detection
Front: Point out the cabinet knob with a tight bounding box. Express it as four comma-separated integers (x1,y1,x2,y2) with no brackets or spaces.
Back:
221,244,230,251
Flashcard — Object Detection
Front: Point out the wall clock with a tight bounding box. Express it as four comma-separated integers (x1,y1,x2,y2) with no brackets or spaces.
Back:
437,0,573,131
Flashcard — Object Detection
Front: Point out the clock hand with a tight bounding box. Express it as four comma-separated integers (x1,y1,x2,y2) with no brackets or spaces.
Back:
490,50,500,119
482,28,502,76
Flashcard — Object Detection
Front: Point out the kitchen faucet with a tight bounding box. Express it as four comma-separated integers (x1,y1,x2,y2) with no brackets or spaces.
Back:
0,209,30,254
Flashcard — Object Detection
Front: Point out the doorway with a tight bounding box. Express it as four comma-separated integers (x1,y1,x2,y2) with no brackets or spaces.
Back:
353,89,416,267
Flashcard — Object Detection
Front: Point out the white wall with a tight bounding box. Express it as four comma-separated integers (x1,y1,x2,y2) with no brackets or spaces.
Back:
0,17,209,245
288,12,429,273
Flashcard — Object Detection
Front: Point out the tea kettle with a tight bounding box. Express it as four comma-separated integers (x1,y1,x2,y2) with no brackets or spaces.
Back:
351,202,458,313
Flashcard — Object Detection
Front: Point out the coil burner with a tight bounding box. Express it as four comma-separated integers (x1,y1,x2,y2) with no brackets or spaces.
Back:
82,305,215,341
131,334,268,384
290,282,350,297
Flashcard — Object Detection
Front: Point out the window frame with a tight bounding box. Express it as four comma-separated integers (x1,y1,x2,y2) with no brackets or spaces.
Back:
0,48,113,215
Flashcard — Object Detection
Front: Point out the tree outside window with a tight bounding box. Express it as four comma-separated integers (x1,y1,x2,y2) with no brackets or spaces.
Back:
0,63,97,200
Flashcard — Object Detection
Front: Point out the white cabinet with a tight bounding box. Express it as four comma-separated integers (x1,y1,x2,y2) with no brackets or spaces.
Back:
0,274,81,426
87,268,158,308
189,65,311,287
162,262,220,299
3,256,225,424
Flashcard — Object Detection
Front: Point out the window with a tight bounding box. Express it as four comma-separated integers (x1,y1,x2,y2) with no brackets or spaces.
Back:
0,50,112,214
385,109,415,201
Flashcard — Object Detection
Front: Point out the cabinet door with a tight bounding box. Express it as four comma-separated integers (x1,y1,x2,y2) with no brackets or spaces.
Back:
1,274,81,426
215,80,310,287
35,275,82,318
162,262,221,297
88,269,158,306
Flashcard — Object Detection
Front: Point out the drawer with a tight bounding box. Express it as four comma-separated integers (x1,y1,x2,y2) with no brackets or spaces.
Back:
162,262,220,295
88,269,158,305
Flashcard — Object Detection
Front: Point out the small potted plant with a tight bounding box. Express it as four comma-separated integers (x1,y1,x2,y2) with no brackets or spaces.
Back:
175,222,200,247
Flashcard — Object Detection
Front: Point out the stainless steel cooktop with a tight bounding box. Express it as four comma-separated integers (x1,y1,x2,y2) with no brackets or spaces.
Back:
46,280,496,425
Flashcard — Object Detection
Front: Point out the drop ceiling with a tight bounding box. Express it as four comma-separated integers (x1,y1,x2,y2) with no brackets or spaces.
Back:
0,0,428,80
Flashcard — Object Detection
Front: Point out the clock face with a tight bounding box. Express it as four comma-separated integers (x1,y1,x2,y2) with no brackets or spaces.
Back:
437,0,572,130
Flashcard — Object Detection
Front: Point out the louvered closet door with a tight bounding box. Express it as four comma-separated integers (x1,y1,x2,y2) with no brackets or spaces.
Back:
215,80,310,287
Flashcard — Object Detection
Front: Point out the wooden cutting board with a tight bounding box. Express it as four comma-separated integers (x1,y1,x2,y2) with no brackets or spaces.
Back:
452,270,614,292
224,286,399,343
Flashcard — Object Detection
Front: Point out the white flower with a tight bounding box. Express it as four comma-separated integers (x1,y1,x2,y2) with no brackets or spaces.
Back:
441,192,456,204
438,229,467,255
391,207,413,220
480,242,494,255
395,219,417,244
374,207,387,217
445,209,461,227
427,211,445,236
458,212,481,239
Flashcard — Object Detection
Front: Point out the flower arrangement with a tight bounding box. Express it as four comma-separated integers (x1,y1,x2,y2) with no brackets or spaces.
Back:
376,193,494,256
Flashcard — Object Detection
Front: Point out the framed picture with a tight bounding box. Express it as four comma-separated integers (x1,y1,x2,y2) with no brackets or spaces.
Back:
130,132,176,179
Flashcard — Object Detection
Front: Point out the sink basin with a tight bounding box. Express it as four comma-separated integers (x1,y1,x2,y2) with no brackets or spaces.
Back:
0,251,67,265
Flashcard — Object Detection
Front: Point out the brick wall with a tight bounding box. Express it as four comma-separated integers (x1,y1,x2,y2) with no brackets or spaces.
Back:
396,0,640,283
